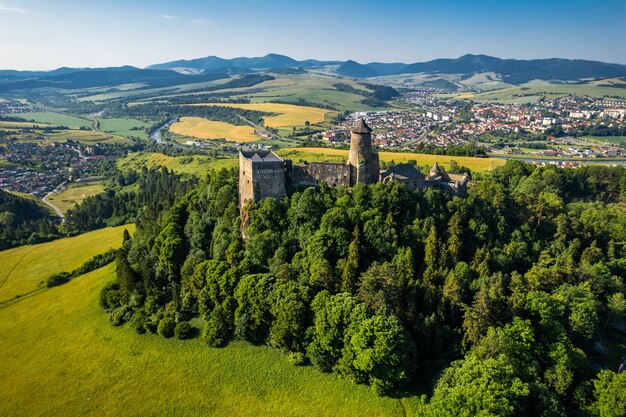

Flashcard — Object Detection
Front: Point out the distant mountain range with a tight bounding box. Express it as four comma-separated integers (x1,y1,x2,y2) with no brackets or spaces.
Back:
149,53,626,84
1,53,626,93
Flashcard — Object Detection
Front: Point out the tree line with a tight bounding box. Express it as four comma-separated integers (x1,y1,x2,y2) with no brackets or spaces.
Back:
102,161,626,414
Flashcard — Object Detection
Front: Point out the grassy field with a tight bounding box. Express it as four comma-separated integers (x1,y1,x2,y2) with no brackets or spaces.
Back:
442,81,626,104
12,112,92,129
235,74,376,112
97,118,150,140
0,225,135,303
0,120,52,128
0,262,409,417
580,135,626,145
277,148,506,173
45,130,128,144
196,103,336,129
171,117,259,142
46,181,106,214
118,152,237,176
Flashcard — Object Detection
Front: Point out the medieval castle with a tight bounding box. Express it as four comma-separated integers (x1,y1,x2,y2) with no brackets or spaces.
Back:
239,118,469,206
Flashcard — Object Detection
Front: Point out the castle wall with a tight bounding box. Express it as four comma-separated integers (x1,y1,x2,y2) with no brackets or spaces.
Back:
287,161,350,188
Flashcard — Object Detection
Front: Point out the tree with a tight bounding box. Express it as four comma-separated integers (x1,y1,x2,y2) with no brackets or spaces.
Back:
338,310,417,395
419,355,530,417
203,304,232,347
587,370,626,417
268,281,311,353
341,226,361,294
307,291,369,373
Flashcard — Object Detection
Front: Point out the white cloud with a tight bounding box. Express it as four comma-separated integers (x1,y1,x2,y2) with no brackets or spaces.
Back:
160,15,177,20
0,4,31,14
191,19,211,24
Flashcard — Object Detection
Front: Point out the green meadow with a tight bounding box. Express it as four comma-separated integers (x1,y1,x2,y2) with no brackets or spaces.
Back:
0,225,135,303
97,118,150,140
13,111,92,129
117,152,238,176
0,255,412,416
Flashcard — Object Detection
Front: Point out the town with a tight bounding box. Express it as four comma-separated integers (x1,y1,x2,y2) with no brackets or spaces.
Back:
325,94,626,159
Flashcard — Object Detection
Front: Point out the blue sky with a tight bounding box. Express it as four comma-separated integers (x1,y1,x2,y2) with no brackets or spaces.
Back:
0,0,624,70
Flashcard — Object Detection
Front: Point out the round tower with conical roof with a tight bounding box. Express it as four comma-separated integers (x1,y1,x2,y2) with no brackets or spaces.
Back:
348,118,380,185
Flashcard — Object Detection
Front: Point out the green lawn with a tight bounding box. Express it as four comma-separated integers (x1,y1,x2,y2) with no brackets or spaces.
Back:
98,118,150,140
13,112,92,129
0,261,411,416
0,225,135,303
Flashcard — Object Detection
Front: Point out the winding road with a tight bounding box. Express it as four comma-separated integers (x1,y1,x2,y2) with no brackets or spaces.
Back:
42,182,66,223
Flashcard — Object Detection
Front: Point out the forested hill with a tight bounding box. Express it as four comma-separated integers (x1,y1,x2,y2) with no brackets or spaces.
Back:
103,161,626,415
0,189,59,249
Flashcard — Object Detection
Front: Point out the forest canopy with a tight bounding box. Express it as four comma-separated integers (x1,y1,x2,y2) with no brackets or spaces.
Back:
104,161,626,415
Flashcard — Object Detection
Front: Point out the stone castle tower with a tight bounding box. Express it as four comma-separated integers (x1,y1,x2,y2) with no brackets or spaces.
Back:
348,118,379,185
239,149,286,207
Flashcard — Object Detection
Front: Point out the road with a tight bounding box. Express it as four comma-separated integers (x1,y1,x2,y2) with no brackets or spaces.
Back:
42,182,66,223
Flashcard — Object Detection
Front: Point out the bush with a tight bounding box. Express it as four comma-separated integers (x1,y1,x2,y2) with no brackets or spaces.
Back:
109,305,133,326
174,321,193,340
287,351,306,366
203,305,232,347
128,311,148,334
157,316,176,338
99,282,121,311
45,272,71,288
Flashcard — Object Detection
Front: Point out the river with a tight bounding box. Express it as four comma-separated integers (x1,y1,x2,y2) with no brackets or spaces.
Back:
149,118,178,144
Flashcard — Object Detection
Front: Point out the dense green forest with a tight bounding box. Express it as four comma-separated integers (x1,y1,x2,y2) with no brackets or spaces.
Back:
102,161,626,416
0,189,60,249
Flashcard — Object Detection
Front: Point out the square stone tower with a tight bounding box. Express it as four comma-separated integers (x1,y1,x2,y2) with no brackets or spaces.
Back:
348,118,380,185
239,150,286,207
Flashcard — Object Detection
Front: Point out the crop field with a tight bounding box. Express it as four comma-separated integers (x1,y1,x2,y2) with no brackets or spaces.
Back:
276,148,506,173
97,118,150,140
118,152,237,176
443,81,626,104
0,225,135,303
170,117,259,142
199,103,336,129
0,262,410,417
46,181,106,214
12,112,92,129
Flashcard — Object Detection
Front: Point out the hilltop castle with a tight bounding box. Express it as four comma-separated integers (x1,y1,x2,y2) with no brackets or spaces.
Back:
239,119,468,206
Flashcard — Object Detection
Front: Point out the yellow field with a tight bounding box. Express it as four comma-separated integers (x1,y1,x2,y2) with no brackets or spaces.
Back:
46,182,105,214
170,117,259,142
276,148,506,173
0,225,135,303
194,103,335,128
